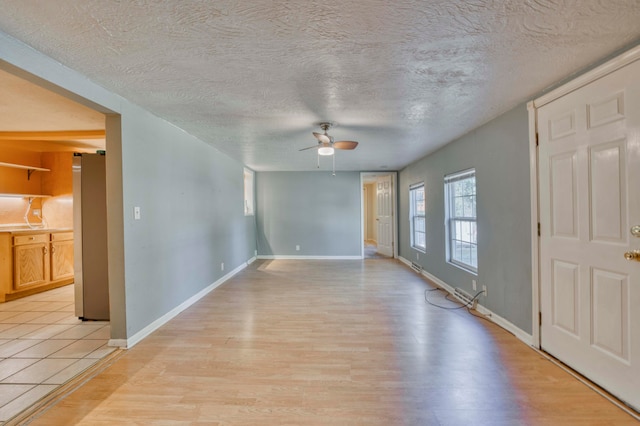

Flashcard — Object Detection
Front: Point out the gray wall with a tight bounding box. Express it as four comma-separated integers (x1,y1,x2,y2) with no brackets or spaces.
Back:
399,104,532,334
0,32,256,340
120,103,256,336
256,171,361,257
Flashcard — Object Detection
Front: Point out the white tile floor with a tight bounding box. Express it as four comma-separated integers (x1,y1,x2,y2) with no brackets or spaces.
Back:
0,285,114,423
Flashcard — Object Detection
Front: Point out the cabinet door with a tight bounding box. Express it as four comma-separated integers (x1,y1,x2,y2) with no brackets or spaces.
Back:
50,240,74,281
14,243,49,290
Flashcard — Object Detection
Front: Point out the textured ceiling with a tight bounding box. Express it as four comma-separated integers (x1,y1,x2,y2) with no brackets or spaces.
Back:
0,1,638,171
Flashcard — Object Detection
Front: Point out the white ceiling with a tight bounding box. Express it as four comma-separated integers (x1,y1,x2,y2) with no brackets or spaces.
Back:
0,1,638,171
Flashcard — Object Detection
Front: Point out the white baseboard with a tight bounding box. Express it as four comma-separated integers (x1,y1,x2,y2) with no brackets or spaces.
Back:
110,258,253,349
257,255,362,260
474,304,534,346
398,256,413,268
399,256,534,347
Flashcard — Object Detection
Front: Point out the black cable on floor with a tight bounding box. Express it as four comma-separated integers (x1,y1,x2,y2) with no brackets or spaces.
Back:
424,287,484,310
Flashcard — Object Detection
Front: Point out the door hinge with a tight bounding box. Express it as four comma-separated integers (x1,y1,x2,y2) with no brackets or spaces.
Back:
537,222,541,237
535,132,539,146
539,312,542,326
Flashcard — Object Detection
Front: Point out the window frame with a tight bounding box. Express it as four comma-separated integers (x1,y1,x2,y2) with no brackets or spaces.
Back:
444,169,477,274
243,168,255,216
409,182,426,252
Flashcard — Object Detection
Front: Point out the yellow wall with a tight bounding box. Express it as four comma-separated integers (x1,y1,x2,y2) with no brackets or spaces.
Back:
364,182,377,242
41,152,74,229
0,148,73,229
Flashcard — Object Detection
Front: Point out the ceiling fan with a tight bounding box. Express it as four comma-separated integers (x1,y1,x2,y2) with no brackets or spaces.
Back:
299,122,358,156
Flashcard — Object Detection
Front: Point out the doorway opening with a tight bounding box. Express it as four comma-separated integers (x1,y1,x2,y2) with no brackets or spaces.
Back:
0,64,122,420
361,172,398,259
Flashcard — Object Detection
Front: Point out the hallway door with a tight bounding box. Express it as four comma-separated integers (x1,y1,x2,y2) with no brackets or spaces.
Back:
376,175,393,257
538,57,640,411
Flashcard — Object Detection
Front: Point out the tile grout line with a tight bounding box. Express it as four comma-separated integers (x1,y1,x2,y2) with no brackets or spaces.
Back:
0,286,111,422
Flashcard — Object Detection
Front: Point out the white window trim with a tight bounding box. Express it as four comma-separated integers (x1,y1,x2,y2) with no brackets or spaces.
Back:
409,182,426,252
444,169,477,274
244,168,255,216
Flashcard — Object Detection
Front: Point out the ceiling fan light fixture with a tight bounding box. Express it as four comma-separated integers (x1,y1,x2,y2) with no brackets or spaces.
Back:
318,146,334,156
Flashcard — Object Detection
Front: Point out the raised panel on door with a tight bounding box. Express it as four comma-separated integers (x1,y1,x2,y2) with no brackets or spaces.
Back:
589,139,627,244
551,259,580,337
550,151,578,238
591,268,629,362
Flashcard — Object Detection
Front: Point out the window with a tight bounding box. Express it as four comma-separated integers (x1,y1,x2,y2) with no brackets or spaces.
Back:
243,168,254,216
409,183,425,251
445,169,477,273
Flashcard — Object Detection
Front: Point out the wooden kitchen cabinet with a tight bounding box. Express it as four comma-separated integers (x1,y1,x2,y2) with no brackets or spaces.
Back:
50,232,74,281
0,230,74,302
13,233,49,290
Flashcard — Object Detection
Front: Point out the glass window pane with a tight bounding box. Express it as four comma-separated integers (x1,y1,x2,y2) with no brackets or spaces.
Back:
453,196,463,217
410,185,426,250
445,171,476,271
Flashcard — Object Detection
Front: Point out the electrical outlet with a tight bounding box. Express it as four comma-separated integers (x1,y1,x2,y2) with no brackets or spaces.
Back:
296,245,300,251
482,285,487,297
33,209,41,217
254,250,257,256
221,262,224,271
472,279,477,291
416,252,419,260
134,206,141,220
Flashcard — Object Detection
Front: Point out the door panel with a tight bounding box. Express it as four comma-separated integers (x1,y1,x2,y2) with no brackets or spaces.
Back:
538,58,640,410
550,151,578,238
551,259,580,337
14,243,48,289
376,175,393,257
591,268,629,362
589,139,626,243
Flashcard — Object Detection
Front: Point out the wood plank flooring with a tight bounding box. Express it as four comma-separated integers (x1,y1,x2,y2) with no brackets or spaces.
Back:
26,259,637,425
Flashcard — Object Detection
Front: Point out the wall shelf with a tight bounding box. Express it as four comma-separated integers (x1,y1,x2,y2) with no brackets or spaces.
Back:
0,161,50,180
0,194,51,199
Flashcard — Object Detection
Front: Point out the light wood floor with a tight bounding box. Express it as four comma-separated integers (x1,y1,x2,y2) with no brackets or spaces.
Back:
27,259,637,425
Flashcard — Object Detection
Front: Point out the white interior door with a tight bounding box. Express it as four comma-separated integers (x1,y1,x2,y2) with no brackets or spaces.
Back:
538,58,640,410
376,175,393,257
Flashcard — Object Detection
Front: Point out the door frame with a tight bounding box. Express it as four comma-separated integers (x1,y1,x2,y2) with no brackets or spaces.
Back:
528,44,640,349
0,59,125,344
360,172,398,259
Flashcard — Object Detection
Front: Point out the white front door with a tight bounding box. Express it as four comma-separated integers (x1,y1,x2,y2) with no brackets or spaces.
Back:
538,58,640,410
376,175,393,257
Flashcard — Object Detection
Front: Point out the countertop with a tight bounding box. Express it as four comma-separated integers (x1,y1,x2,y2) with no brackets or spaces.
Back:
0,227,73,234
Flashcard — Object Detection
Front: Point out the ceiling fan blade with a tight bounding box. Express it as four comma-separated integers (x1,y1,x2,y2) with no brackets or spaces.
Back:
299,144,320,151
312,132,331,144
334,140,358,150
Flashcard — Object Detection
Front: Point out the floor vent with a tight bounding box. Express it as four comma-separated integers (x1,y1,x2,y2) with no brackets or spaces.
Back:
410,262,422,273
454,287,478,309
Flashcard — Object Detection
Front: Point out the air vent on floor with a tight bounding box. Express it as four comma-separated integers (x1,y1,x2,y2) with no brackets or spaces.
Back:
454,287,478,310
411,262,422,273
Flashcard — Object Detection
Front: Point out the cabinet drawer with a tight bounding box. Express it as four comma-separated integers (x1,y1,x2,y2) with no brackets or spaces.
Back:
51,232,73,242
14,234,48,245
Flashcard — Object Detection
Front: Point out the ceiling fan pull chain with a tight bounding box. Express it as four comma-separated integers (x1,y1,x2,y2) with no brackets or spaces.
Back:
332,153,336,176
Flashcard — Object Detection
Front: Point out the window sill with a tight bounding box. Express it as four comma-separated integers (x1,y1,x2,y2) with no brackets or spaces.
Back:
447,260,477,275
412,246,426,254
